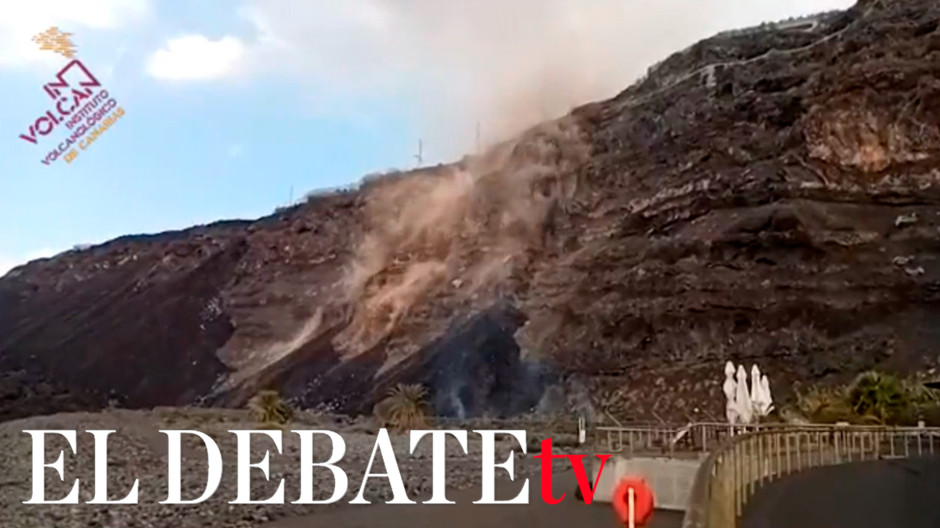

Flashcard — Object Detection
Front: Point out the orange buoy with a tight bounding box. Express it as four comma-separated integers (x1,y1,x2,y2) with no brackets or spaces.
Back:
612,477,655,528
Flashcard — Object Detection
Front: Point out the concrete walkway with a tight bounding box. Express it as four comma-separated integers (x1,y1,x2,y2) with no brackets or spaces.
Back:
265,470,683,528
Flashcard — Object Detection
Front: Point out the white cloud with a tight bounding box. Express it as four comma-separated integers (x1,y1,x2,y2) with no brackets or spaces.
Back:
0,248,61,277
0,0,149,68
145,35,246,81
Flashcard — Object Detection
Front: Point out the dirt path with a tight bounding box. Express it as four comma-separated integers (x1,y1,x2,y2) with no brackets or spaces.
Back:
265,470,684,528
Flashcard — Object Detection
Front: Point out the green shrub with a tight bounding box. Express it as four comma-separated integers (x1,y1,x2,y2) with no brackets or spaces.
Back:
793,371,940,426
847,371,906,424
595,389,624,423
793,384,852,423
248,390,294,428
375,383,430,431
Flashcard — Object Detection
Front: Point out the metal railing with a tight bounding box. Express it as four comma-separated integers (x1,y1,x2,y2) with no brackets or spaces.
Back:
596,422,859,455
680,425,940,528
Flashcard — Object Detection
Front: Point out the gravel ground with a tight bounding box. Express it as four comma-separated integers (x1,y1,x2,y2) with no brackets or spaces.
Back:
0,408,583,528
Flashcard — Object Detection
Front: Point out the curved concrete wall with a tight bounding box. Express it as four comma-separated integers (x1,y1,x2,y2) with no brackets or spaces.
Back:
592,456,704,511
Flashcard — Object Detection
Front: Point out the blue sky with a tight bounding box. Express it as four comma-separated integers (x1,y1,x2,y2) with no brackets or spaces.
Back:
0,0,855,275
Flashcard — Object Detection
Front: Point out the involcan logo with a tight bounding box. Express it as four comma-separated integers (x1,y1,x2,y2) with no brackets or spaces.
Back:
19,27,126,166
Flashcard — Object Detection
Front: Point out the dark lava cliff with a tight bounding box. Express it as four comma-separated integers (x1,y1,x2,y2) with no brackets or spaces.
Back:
4,0,940,423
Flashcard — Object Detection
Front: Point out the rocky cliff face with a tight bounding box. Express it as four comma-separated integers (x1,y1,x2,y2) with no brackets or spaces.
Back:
3,0,940,423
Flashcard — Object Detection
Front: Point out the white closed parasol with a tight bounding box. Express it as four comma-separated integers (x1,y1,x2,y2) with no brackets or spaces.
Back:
750,365,763,415
759,374,774,416
735,365,753,424
724,361,738,424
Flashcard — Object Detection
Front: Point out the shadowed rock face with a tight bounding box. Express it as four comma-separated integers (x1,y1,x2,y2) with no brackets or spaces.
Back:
406,301,556,418
4,0,940,422
214,301,556,418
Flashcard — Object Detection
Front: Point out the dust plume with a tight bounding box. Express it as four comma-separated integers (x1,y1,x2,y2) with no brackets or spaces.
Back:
236,0,856,353
335,118,589,356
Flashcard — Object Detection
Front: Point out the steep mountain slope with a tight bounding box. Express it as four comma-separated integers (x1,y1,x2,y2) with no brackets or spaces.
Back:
3,0,940,423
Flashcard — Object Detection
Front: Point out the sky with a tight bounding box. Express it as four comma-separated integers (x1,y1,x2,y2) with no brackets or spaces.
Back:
0,0,855,276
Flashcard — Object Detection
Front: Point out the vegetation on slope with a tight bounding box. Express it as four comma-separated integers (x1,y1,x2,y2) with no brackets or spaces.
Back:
791,371,940,426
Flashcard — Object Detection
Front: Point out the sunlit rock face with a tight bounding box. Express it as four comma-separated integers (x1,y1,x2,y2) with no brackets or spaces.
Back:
4,0,940,422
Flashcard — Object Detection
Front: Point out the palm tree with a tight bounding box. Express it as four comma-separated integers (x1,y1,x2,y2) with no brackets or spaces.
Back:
248,390,294,427
848,371,904,424
379,383,431,430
